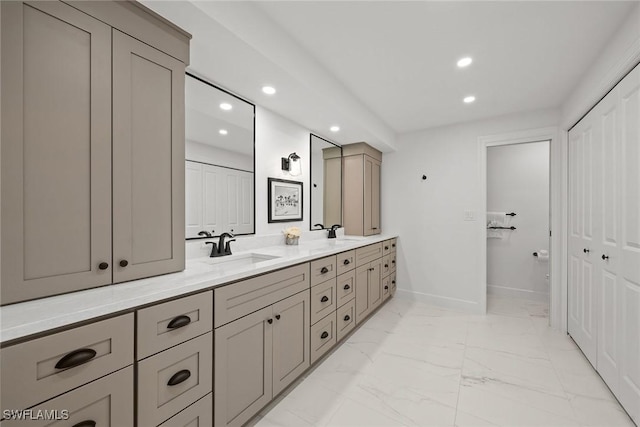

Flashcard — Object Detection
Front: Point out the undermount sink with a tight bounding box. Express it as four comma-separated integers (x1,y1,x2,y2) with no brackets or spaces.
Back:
199,253,280,269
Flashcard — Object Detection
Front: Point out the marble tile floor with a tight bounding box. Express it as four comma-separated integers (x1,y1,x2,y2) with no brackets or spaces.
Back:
250,295,634,427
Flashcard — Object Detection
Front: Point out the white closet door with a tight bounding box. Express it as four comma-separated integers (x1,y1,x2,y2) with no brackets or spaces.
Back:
225,170,254,235
568,114,599,366
617,64,640,424
202,164,223,235
185,161,204,238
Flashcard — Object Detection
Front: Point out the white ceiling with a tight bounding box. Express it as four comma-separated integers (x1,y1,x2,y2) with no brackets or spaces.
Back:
143,1,636,151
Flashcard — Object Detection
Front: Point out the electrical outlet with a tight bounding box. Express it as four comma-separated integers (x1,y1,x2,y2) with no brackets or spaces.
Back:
464,210,476,221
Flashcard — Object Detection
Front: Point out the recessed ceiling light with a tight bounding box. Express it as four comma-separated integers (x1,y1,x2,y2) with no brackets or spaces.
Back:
262,86,276,95
219,129,228,135
330,126,340,132
220,103,232,111
463,96,476,103
457,57,473,68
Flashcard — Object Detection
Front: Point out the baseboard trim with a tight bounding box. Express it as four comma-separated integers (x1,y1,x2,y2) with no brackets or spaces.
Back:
487,284,549,302
396,289,484,314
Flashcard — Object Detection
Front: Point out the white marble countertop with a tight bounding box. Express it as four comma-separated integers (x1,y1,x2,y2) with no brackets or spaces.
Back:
0,234,396,345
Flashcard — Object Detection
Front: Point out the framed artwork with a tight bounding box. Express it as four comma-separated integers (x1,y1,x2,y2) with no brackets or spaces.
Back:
268,178,303,223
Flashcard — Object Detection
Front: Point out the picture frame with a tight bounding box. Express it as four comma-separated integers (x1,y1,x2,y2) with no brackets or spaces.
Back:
268,178,303,223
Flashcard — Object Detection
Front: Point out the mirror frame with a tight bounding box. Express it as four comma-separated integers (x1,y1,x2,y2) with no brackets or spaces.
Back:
185,72,256,239
309,133,342,231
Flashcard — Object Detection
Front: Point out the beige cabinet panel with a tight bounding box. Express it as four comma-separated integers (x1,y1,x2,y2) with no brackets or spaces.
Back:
382,254,391,277
336,299,356,342
112,29,185,283
311,278,337,325
215,306,273,427
382,276,391,302
138,332,212,426
310,255,337,287
159,394,213,427
336,269,356,308
390,252,397,273
1,0,112,304
368,258,383,312
0,366,133,427
364,156,381,235
137,291,213,360
310,312,337,365
214,263,309,327
355,243,383,266
342,143,382,236
336,250,356,276
391,272,397,296
355,264,371,324
272,291,310,396
0,313,133,411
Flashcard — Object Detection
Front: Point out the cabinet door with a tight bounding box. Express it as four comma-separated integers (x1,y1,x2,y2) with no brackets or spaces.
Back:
185,161,204,238
112,29,185,282
215,306,273,427
272,291,310,396
364,155,381,235
368,258,383,311
224,168,254,235
355,264,371,324
0,1,112,304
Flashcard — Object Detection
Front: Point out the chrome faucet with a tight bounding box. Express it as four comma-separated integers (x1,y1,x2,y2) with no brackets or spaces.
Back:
206,232,235,257
327,224,341,239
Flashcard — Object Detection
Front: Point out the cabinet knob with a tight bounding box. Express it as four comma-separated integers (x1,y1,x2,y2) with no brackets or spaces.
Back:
368,267,374,271
119,259,129,267
98,262,109,270
392,260,396,264
275,314,281,320
320,331,329,339
167,315,191,329
55,348,97,370
167,369,191,386
343,284,351,290
267,318,273,324
72,421,97,427
343,315,350,321
384,285,389,290
602,254,610,260
343,259,350,265
583,248,590,253
392,243,396,248
320,267,329,274
385,264,389,268
392,280,396,284
372,227,378,230
321,296,329,303
385,246,389,250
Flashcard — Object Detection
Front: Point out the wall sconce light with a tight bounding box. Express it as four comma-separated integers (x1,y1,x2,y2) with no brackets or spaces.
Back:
281,152,302,176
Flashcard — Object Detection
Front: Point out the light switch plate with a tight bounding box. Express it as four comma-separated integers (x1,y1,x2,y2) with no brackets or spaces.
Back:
464,210,476,221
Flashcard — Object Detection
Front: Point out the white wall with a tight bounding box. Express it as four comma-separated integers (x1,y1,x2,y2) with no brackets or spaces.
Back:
487,141,549,300
381,108,559,311
186,140,253,172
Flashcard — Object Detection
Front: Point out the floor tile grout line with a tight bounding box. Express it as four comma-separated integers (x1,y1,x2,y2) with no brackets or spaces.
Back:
452,314,471,426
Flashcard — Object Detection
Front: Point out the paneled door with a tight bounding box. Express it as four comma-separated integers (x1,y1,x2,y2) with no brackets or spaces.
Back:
568,113,599,366
112,30,185,283
0,1,112,304
616,63,640,424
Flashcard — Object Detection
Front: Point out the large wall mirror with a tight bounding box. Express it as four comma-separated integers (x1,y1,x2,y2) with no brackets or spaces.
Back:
310,134,342,231
185,73,255,238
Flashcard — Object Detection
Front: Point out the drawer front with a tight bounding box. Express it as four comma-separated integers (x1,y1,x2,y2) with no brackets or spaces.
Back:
310,255,337,287
310,312,337,365
336,269,356,307
382,275,391,301
390,238,398,252
310,278,336,325
0,313,133,411
382,239,393,255
138,332,213,426
0,366,133,427
214,263,309,327
382,254,391,277
159,393,212,427
391,272,397,296
138,291,213,360
336,250,355,276
390,252,397,273
336,299,356,342
355,243,382,266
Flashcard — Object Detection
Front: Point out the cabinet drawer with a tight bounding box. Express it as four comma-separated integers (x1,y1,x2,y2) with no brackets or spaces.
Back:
390,238,398,252
336,299,356,342
355,243,382,265
391,272,397,296
336,269,356,307
138,332,212,426
159,393,212,427
382,276,391,301
382,254,391,277
0,313,133,411
382,240,393,255
310,312,336,365
311,278,336,325
0,366,133,427
390,252,397,273
336,250,355,276
138,291,213,360
310,255,337,287
214,264,309,327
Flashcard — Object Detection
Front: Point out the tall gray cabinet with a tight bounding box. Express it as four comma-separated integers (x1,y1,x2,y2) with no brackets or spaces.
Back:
342,142,382,236
0,0,190,304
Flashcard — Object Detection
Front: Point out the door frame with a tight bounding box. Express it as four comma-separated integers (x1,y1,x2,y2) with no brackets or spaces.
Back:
478,126,564,329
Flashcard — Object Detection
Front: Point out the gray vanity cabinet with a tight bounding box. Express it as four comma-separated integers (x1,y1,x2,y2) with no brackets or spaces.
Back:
0,0,189,304
355,257,382,324
214,290,310,427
